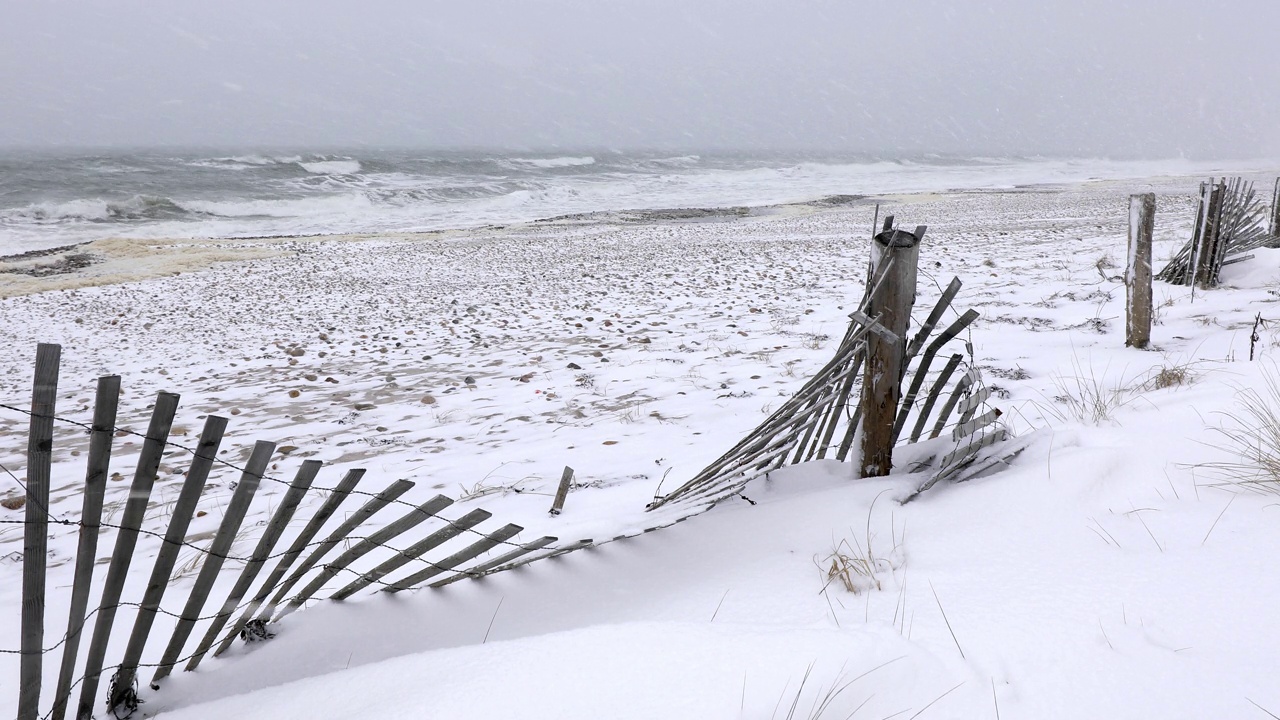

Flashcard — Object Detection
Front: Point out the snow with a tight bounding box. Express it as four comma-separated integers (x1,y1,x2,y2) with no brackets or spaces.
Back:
4,170,1280,718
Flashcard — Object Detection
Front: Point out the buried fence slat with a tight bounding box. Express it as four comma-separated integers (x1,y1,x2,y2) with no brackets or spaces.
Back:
51,375,120,720
938,428,1009,480
273,494,455,620
115,440,267,703
330,506,489,600
77,391,180,720
170,459,321,679
391,523,527,592
140,440,271,688
908,354,963,443
428,536,559,588
893,309,980,444
253,478,414,624
110,416,228,697
480,539,584,575
928,368,980,440
549,466,574,516
213,469,365,658
903,428,1010,503
19,343,59,720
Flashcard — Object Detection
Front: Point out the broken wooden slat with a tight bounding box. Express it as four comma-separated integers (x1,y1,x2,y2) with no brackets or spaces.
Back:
77,391,179,720
549,466,573,516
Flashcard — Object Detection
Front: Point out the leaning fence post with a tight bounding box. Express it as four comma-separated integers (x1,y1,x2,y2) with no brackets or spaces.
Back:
1270,177,1280,238
858,225,921,477
1126,193,1156,349
1192,180,1224,288
51,375,120,720
549,466,573,516
77,391,179,720
19,343,60,720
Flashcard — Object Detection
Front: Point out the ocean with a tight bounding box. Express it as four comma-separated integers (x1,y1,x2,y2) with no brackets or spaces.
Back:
0,149,1250,256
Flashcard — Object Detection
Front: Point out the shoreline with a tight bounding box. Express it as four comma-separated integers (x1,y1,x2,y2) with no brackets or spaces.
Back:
0,171,1240,299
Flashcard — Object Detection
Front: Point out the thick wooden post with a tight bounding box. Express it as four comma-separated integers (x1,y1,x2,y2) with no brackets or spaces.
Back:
858,226,921,478
1192,181,1224,287
19,344,60,720
1270,177,1280,237
1126,193,1156,349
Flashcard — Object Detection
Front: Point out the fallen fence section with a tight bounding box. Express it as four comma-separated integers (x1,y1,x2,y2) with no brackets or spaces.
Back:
1158,176,1277,287
649,218,1016,512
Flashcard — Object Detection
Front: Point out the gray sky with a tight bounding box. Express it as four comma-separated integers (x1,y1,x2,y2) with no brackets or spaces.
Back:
2,0,1277,157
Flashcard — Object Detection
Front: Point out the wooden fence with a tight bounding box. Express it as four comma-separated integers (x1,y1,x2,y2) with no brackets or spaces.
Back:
1158,176,1276,287
4,216,1018,719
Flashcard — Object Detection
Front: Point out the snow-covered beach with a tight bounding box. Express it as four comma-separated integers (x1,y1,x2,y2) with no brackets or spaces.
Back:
4,169,1280,718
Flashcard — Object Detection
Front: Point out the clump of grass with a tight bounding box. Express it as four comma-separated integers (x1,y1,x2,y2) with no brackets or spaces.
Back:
1040,357,1141,425
1199,368,1280,495
820,537,885,594
1139,360,1204,391
817,495,903,596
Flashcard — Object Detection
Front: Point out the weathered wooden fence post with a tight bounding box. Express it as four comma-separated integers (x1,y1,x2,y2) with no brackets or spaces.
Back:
1126,193,1156,349
549,466,573,515
77,391,179,720
19,343,60,720
859,222,921,478
1191,180,1224,288
51,375,120,720
1270,177,1280,238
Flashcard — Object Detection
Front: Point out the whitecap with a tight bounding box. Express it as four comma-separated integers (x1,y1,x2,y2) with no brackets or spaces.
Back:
298,159,362,175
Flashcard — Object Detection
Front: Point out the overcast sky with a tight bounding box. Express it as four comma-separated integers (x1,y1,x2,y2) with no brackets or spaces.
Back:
2,0,1277,157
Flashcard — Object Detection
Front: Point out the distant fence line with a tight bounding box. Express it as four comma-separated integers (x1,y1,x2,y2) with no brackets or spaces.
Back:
4,215,1016,720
